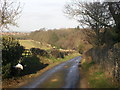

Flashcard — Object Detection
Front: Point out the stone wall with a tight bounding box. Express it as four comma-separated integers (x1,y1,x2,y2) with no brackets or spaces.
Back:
86,43,120,83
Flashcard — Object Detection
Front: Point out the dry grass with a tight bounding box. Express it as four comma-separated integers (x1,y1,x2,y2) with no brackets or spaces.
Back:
82,62,118,88
19,40,52,50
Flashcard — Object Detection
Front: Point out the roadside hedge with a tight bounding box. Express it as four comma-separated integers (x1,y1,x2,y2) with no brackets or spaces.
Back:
2,36,25,79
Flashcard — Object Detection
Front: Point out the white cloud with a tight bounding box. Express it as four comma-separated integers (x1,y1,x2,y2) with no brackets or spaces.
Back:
11,0,78,32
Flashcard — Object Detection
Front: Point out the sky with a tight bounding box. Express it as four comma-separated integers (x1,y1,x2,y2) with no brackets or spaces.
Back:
11,0,80,32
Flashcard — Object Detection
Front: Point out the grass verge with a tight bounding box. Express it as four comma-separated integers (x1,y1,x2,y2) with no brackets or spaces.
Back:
81,59,117,88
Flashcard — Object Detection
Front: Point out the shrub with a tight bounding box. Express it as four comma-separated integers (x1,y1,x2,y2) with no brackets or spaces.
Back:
30,48,49,57
21,56,48,75
50,49,64,58
2,36,25,66
2,63,12,79
2,36,25,79
78,44,84,54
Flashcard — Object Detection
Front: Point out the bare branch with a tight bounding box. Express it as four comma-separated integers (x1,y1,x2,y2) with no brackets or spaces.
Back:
0,0,22,31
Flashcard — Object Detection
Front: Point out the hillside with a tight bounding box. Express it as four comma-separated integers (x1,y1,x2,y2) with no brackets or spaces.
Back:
29,28,91,51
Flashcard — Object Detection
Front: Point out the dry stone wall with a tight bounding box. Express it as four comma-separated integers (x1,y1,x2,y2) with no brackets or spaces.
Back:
86,43,120,83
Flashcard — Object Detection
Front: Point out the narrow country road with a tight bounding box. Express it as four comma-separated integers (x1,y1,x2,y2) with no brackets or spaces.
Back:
21,56,81,88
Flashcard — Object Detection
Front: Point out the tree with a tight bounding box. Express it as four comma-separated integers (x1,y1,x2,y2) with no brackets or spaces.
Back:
64,0,120,46
106,2,120,42
0,0,22,31
49,32,59,44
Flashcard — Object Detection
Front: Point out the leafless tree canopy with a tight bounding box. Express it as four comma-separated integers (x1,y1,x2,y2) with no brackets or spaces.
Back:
64,0,120,46
64,1,116,30
0,0,22,31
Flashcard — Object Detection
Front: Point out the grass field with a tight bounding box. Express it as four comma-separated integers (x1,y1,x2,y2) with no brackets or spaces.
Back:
19,40,52,50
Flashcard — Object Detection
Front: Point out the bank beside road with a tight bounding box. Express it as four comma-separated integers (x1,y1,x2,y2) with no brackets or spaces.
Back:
3,53,80,88
80,57,119,88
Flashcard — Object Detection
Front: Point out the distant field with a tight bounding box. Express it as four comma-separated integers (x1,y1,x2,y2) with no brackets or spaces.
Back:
19,40,52,50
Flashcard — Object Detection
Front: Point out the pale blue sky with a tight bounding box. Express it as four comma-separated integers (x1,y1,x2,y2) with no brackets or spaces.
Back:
11,0,79,32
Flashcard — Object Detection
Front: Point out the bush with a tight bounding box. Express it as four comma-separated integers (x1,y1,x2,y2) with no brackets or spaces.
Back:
30,48,49,57
78,44,84,54
21,56,48,75
50,49,64,58
2,36,25,66
2,36,25,79
2,63,12,79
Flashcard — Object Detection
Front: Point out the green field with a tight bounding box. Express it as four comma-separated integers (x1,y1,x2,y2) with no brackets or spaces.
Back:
19,40,52,50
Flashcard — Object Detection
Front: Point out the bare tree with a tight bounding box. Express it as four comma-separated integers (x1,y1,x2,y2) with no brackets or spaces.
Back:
107,2,120,42
0,0,22,31
64,0,119,46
